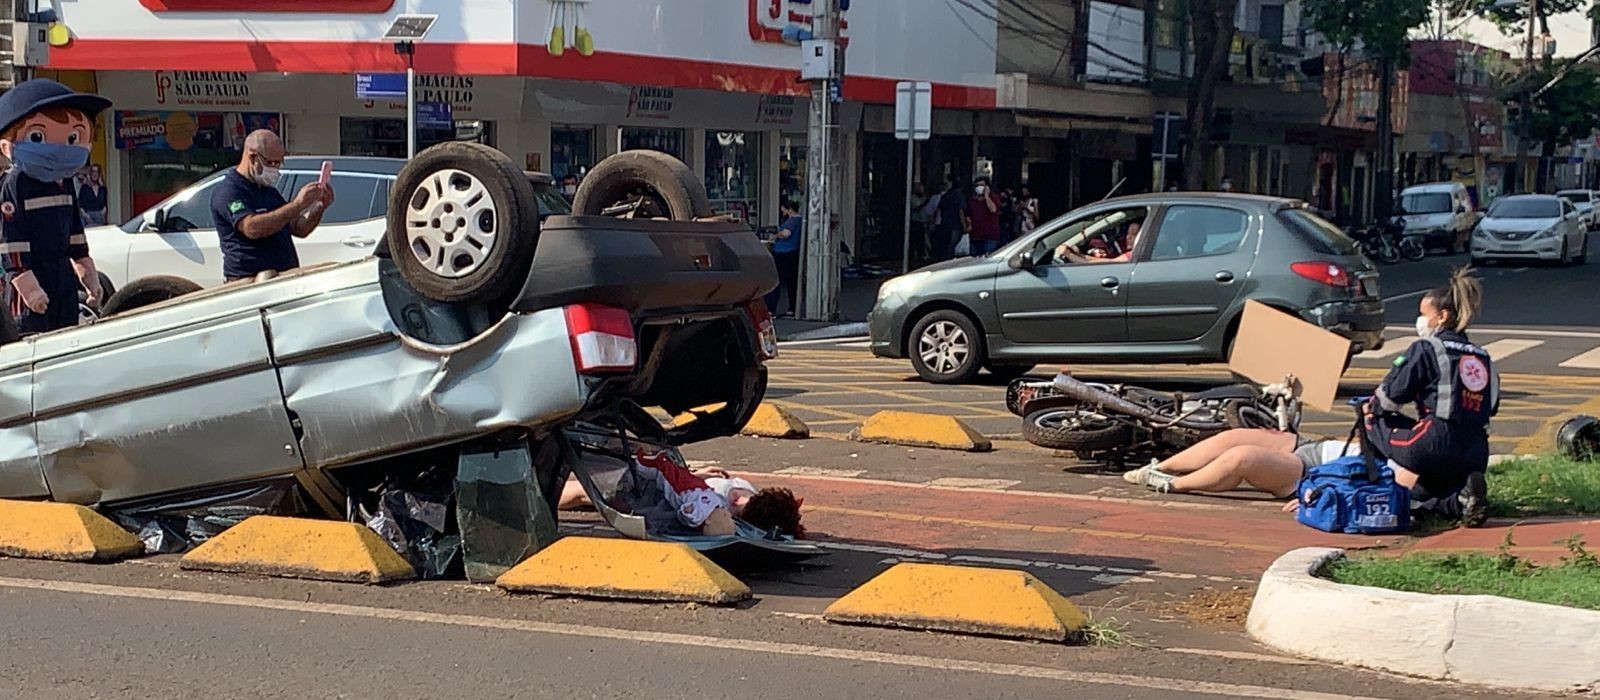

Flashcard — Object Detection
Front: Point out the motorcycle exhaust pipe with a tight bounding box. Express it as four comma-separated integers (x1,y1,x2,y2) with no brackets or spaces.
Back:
1050,373,1231,432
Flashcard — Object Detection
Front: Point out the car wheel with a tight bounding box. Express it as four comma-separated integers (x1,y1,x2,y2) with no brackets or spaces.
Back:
1021,407,1132,451
386,141,540,308
908,310,984,383
571,150,713,220
99,275,203,316
985,363,1036,382
1576,235,1589,265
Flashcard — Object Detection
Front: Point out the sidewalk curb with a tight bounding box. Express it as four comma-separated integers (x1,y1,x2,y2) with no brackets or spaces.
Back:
1246,547,1600,694
779,322,869,342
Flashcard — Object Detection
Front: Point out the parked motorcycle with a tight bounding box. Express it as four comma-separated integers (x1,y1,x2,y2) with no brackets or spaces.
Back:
1006,372,1302,468
1352,217,1423,264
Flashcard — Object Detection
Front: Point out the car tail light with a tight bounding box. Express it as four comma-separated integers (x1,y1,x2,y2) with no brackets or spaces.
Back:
1290,261,1350,288
746,301,779,361
564,304,636,374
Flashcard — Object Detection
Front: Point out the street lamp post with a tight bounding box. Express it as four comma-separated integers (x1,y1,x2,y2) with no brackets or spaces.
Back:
381,15,438,159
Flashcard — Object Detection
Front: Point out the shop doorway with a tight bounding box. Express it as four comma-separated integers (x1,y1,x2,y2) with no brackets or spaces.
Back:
339,117,496,158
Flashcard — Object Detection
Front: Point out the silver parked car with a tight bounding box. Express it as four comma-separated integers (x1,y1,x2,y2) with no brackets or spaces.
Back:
0,145,778,519
1470,194,1589,266
869,194,1386,383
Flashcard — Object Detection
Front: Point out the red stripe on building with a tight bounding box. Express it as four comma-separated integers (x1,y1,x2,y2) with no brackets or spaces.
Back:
48,39,997,110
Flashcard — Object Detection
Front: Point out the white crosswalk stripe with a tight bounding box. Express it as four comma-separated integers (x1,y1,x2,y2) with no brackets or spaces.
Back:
1479,338,1545,361
1559,346,1600,370
1358,336,1416,359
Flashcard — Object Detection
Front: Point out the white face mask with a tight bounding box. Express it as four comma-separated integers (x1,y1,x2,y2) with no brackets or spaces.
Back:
1415,315,1436,338
254,165,282,187
975,185,988,195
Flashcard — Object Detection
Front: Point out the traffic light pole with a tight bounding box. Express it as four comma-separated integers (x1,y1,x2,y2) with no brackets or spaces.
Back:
1375,53,1396,221
800,0,843,321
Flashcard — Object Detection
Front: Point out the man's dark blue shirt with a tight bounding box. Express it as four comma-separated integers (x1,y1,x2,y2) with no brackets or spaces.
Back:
211,169,298,279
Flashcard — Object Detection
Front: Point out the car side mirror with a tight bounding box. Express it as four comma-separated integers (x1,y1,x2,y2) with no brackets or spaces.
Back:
152,208,168,231
1009,250,1035,271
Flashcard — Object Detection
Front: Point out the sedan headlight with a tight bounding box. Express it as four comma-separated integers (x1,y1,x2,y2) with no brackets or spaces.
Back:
1535,226,1560,239
877,271,932,302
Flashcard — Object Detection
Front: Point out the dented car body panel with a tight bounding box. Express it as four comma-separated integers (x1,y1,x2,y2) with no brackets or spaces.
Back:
0,259,592,507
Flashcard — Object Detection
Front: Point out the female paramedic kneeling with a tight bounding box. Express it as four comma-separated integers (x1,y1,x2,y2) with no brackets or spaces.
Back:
1121,269,1496,528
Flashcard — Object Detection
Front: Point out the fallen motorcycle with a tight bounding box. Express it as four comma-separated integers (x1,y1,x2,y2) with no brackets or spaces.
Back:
1006,372,1302,468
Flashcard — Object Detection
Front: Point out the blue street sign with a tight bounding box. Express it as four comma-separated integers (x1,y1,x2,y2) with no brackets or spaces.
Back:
416,101,454,129
356,73,407,100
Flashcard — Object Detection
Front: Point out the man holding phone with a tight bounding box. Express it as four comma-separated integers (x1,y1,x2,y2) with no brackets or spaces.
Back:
210,130,334,282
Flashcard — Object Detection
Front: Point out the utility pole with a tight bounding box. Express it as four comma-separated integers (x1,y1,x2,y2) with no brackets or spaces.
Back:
1512,0,1539,194
800,0,844,321
1375,53,1396,221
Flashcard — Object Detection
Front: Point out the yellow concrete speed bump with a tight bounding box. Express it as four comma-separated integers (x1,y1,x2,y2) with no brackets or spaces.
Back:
823,563,1088,642
741,403,811,439
496,536,750,604
0,500,145,562
179,516,415,584
849,410,992,452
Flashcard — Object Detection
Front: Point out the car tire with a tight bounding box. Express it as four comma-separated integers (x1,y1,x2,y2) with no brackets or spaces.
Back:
908,310,984,384
1576,235,1589,265
571,150,713,220
985,363,1036,382
99,275,202,316
385,141,541,308
1021,407,1132,452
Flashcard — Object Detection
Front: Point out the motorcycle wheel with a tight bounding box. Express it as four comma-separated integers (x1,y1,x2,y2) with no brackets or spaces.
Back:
1400,237,1426,261
1224,401,1280,430
1376,241,1401,264
1022,407,1133,452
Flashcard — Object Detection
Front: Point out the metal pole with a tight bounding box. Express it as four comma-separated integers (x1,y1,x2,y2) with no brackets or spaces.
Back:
406,55,417,159
801,0,843,321
1513,0,1538,194
901,136,914,273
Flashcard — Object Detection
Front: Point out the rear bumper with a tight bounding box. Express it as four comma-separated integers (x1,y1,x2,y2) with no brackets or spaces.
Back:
1304,299,1386,353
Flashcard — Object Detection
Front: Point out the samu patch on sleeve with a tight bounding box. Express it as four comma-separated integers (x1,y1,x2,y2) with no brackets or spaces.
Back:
1393,355,1407,367
228,200,246,214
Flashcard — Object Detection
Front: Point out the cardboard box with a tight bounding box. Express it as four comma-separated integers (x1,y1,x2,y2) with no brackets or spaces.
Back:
1227,301,1351,413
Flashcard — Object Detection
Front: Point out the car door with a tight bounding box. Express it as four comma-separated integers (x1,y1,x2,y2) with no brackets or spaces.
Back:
124,170,310,288
0,341,43,500
1562,199,1581,250
27,292,305,505
1125,204,1254,342
992,206,1147,345
287,173,386,267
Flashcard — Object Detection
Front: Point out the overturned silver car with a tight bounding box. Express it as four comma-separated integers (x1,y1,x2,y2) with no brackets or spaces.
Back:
0,144,797,573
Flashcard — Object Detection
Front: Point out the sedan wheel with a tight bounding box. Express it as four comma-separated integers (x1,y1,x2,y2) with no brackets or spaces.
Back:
908,310,984,383
404,168,501,280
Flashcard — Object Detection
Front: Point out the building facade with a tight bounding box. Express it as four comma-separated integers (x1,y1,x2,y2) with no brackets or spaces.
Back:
34,0,1000,256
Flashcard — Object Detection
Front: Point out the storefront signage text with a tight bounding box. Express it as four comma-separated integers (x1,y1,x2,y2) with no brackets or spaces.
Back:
756,95,797,125
627,87,675,120
748,0,852,46
155,71,252,108
115,110,280,151
364,76,477,114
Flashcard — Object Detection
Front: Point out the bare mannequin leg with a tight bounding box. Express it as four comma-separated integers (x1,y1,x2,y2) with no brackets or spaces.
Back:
1169,445,1304,497
1155,429,1298,475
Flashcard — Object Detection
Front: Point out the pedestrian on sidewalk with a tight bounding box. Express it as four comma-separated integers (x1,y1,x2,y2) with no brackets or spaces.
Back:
966,177,1002,255
764,199,803,317
909,182,934,266
1018,185,1039,235
1124,269,1497,528
931,177,966,261
77,164,108,226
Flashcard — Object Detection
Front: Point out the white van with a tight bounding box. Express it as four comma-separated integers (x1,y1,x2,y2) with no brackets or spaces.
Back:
1398,182,1476,253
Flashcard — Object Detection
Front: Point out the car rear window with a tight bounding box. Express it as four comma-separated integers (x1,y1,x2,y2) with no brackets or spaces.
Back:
1276,208,1358,256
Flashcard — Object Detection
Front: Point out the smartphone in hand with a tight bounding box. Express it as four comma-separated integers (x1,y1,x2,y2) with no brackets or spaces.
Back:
318,160,332,186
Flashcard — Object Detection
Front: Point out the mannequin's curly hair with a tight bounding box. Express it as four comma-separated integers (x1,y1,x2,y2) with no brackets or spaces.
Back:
739,488,805,539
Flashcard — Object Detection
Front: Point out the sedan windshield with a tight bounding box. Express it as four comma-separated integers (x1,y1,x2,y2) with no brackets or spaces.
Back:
1401,192,1452,214
1488,199,1561,219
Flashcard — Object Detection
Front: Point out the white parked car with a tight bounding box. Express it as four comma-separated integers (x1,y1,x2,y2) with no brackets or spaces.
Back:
1398,182,1477,253
1556,189,1599,231
1470,194,1588,265
85,156,569,296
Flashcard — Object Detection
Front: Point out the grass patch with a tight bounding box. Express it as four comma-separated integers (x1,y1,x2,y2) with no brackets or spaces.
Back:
1325,535,1600,610
1075,614,1140,648
1488,454,1600,517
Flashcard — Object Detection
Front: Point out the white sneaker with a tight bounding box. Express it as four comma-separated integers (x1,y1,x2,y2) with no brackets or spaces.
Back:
1123,459,1161,485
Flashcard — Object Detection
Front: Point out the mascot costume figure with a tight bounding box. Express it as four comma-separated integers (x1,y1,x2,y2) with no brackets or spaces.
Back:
0,78,110,336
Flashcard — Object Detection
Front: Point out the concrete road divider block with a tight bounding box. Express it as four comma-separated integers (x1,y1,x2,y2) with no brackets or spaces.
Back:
823,562,1087,642
496,536,750,604
0,500,145,562
180,516,415,584
849,411,992,452
741,403,811,439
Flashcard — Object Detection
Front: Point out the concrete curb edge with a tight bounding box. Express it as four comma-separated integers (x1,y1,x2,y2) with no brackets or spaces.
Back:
1246,547,1600,693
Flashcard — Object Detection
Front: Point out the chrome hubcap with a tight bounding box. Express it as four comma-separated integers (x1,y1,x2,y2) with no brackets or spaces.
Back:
404,168,499,278
918,321,970,375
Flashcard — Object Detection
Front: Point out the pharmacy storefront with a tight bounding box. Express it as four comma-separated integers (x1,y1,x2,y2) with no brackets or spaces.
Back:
45,0,998,243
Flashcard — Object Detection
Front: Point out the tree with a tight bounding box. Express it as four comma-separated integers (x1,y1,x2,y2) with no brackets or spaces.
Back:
1303,0,1433,218
1508,60,1600,186
1181,0,1239,190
